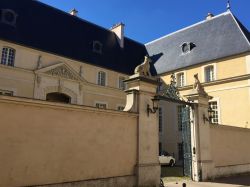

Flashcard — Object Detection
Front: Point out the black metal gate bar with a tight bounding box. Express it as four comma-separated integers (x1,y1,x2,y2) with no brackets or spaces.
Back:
154,95,194,107
181,106,192,177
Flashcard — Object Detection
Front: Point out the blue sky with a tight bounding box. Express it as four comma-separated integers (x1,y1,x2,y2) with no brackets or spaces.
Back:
39,0,250,44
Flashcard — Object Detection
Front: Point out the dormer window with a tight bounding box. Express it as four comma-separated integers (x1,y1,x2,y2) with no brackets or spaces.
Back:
181,42,196,54
1,9,18,26
93,41,103,54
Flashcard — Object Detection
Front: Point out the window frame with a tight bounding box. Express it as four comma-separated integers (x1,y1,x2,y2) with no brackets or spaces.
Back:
93,40,103,54
97,71,107,86
117,105,125,111
1,47,16,67
118,76,126,90
95,101,108,109
202,64,216,83
208,98,221,124
175,71,186,87
1,9,18,26
0,89,13,96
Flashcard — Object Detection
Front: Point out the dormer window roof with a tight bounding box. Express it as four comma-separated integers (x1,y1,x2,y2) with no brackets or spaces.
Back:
93,40,103,54
1,9,18,26
181,42,196,54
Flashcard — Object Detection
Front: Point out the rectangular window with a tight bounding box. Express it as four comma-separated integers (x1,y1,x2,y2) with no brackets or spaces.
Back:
0,89,13,96
209,101,219,124
118,77,126,90
96,103,107,109
117,106,124,111
176,72,185,87
205,66,214,82
1,47,15,66
159,107,162,132
157,78,163,92
177,105,185,131
178,143,183,160
159,142,162,155
98,71,106,86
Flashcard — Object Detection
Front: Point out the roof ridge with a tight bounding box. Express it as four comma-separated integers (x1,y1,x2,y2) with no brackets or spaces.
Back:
146,11,231,45
35,0,113,33
229,11,250,47
36,0,143,45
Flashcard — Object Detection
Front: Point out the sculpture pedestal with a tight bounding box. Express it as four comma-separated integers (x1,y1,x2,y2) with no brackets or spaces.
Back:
124,74,160,187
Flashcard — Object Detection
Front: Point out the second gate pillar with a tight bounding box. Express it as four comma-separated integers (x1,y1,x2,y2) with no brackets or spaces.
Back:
185,82,214,181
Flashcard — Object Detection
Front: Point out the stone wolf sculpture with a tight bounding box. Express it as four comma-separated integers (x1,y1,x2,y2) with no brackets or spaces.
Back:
134,56,152,77
193,73,206,94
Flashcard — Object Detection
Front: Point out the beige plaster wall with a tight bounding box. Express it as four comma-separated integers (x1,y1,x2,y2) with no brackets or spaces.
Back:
0,96,137,187
160,54,250,128
210,125,250,167
0,40,128,110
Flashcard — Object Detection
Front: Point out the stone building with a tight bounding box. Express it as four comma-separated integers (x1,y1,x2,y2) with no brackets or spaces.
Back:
146,11,250,164
0,0,147,109
1,0,250,184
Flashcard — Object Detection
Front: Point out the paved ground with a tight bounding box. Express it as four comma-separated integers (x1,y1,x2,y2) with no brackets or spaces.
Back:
163,174,250,187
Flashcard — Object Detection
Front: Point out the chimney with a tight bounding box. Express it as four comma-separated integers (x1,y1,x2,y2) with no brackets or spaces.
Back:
206,13,214,20
111,22,125,48
70,8,78,16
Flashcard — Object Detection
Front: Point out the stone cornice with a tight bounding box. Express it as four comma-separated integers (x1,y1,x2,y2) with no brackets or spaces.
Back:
0,95,138,117
178,74,250,91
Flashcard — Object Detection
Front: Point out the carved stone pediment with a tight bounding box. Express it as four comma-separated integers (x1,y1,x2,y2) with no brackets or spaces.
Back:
45,65,79,81
35,63,85,82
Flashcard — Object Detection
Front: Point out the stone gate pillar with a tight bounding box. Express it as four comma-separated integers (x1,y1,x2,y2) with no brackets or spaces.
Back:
184,75,214,181
124,74,160,187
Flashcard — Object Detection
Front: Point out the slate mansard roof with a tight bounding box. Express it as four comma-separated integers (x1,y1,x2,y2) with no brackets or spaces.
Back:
0,0,147,75
146,11,250,75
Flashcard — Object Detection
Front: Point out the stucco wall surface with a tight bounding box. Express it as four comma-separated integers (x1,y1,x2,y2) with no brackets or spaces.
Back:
0,96,137,187
210,125,250,167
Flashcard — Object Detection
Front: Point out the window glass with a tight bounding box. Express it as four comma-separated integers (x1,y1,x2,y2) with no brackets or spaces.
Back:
96,103,107,109
0,89,13,96
98,71,106,86
1,47,15,66
209,101,219,124
119,77,126,90
117,106,124,111
176,72,185,87
205,66,214,82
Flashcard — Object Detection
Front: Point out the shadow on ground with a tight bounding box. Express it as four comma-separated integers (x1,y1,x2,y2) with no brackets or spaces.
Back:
209,173,250,186
161,166,190,183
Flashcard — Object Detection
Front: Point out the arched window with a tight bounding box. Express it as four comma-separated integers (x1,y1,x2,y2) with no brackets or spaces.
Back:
46,92,71,104
1,47,15,66
97,71,106,86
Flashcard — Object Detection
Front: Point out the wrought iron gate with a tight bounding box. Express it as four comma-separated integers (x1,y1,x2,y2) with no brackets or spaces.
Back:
181,106,192,177
157,74,193,178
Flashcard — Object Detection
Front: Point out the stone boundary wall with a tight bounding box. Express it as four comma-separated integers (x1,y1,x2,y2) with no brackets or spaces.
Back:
0,96,138,187
210,124,250,178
